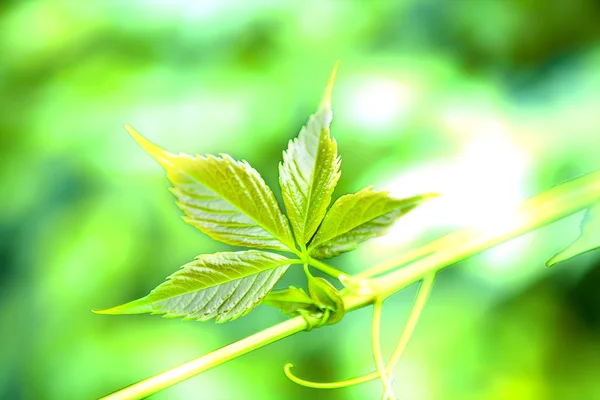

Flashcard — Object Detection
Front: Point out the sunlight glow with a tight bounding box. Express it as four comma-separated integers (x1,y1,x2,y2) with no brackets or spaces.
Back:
375,126,530,248
348,78,415,131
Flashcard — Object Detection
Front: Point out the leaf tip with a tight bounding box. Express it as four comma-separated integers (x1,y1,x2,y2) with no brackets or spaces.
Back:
92,297,151,315
546,252,566,268
422,192,442,201
319,60,341,111
91,307,116,315
92,302,140,315
124,124,174,167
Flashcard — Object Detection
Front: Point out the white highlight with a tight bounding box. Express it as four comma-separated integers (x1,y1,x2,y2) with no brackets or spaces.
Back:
377,114,530,249
349,78,414,131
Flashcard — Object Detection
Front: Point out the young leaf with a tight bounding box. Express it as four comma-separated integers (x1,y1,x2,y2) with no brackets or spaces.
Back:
307,275,345,324
279,62,341,245
546,203,600,267
94,251,291,323
309,187,437,259
126,125,296,252
262,286,321,317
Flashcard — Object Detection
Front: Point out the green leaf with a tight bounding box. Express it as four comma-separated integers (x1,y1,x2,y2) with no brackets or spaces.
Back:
125,125,295,252
309,187,437,258
279,62,341,246
94,251,291,323
546,203,600,267
262,286,321,317
264,278,345,326
307,276,345,324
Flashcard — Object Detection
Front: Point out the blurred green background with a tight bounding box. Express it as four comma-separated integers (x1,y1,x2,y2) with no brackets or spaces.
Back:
2,0,600,399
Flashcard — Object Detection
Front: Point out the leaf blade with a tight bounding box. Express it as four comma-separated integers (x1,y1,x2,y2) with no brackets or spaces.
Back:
279,62,342,245
262,286,320,317
546,203,600,267
126,125,295,252
309,188,437,258
94,251,291,322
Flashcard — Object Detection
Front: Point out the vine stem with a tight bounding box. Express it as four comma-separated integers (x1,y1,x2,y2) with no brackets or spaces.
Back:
384,273,435,372
372,300,395,400
283,273,436,390
101,168,600,399
99,317,313,400
373,169,600,297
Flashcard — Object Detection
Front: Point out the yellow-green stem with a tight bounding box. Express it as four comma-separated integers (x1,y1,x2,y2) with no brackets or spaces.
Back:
283,273,436,390
372,300,395,400
307,257,345,280
99,317,313,400
373,169,600,298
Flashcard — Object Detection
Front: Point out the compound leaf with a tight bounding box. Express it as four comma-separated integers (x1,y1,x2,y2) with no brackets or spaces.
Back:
126,125,295,252
547,203,600,267
309,187,437,258
279,62,341,246
94,251,291,323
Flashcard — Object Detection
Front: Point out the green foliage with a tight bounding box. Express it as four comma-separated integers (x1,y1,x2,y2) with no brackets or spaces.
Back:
5,1,600,399
125,125,295,252
262,286,320,317
263,275,345,326
280,62,341,246
96,65,432,323
94,251,293,323
547,203,600,266
307,275,345,325
309,188,437,259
